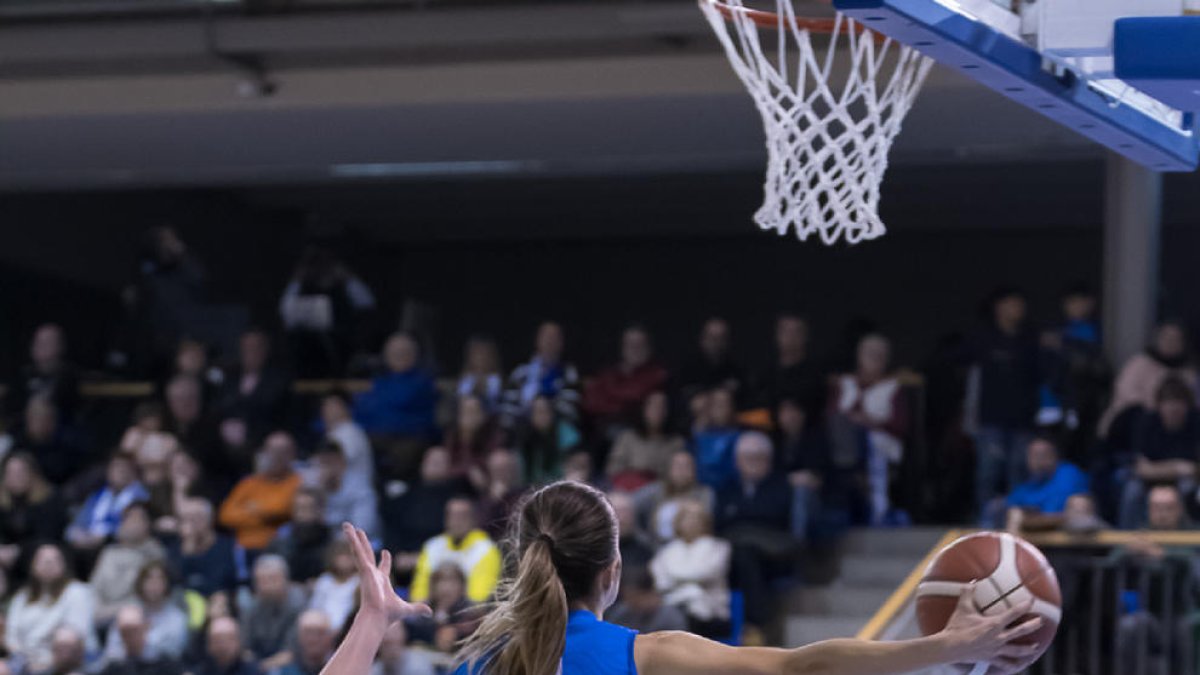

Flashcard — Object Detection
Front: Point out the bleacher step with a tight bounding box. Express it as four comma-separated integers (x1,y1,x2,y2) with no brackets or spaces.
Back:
838,527,947,558
837,555,918,588
784,584,899,617
783,615,866,647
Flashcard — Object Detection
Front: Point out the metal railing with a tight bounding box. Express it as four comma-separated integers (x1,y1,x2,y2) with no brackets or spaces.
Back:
859,529,1200,675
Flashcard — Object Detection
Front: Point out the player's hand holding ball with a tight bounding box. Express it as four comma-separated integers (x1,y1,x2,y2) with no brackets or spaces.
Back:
916,532,1062,674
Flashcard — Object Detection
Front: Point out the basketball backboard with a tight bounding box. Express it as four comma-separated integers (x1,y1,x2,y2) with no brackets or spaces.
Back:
831,0,1200,171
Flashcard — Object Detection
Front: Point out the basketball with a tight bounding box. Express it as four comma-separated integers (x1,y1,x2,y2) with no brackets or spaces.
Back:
914,532,1062,673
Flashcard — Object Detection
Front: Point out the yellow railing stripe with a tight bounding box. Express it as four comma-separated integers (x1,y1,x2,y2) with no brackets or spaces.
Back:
856,529,964,640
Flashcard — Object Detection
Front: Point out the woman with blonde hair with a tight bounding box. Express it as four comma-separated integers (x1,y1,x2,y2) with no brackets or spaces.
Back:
649,499,730,638
324,481,1044,675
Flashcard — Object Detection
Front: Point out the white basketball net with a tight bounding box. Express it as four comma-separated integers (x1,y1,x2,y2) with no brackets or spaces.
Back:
699,0,934,244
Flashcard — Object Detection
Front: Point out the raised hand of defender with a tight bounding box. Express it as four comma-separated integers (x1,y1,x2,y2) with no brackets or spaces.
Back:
343,523,432,624
942,582,1044,674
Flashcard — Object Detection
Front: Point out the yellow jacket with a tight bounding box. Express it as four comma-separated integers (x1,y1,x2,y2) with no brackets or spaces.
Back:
410,529,501,603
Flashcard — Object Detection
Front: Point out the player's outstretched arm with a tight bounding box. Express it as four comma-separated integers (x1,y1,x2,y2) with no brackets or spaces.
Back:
635,583,1043,675
320,524,432,675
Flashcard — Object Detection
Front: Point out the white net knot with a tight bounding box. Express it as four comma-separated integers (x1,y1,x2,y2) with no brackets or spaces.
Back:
700,0,933,244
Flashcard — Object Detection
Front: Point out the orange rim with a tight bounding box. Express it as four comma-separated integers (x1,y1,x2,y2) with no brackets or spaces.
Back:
703,0,859,34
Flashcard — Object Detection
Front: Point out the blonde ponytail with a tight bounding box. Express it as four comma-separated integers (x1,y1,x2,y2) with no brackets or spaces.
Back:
461,537,569,675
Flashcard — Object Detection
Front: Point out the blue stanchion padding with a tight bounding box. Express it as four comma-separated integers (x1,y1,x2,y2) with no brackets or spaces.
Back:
1114,16,1200,113
720,590,745,646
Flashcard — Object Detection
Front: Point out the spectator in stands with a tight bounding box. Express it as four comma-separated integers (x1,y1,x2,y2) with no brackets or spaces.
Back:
967,288,1040,514
191,592,235,661
319,391,374,493
444,394,504,492
275,609,334,675
831,333,909,525
219,431,301,553
5,324,80,424
354,332,438,482
456,335,504,412
1118,377,1200,528
96,604,183,675
606,391,685,492
477,450,526,541
1056,487,1108,530
717,431,793,635
409,497,501,604
163,375,224,486
512,395,579,485
5,543,97,671
100,561,188,663
268,487,332,584
404,563,478,652
501,321,580,426
118,402,167,456
65,453,148,558
1100,319,1198,440
123,431,179,531
583,324,669,436
562,450,605,489
89,502,166,624
33,625,86,675
773,397,831,542
609,490,654,569
997,436,1089,532
691,387,742,491
650,499,731,638
677,317,744,403
279,246,377,378
1038,285,1109,459
757,313,823,412
133,226,207,373
149,450,219,538
190,617,258,675
309,540,359,633
169,497,237,598
381,447,465,583
0,453,65,584
372,622,436,675
1113,485,1199,675
14,396,87,488
163,338,220,406
638,450,715,544
606,566,687,635
213,329,293,476
243,554,305,668
308,440,379,541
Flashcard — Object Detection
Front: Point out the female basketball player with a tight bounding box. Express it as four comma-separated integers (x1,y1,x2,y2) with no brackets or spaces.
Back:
324,481,1044,675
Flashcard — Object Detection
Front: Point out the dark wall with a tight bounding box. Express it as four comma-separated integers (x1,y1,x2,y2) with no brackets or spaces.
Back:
2,158,1199,381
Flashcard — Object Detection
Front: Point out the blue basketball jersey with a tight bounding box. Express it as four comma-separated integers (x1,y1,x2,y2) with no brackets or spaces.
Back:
453,610,639,675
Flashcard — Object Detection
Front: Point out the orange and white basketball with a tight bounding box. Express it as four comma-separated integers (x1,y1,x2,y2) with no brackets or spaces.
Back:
914,532,1061,674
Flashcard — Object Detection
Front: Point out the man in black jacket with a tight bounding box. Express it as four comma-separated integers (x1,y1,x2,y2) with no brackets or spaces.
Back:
968,289,1041,517
717,431,795,630
381,446,470,585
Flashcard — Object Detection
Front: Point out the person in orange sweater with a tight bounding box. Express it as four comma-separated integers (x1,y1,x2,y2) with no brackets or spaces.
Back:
219,431,302,551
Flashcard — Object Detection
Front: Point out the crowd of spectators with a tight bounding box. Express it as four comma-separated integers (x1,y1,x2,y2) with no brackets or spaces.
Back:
0,227,1197,673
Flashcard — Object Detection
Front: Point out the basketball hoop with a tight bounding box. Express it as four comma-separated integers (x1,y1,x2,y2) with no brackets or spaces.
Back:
699,0,934,244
